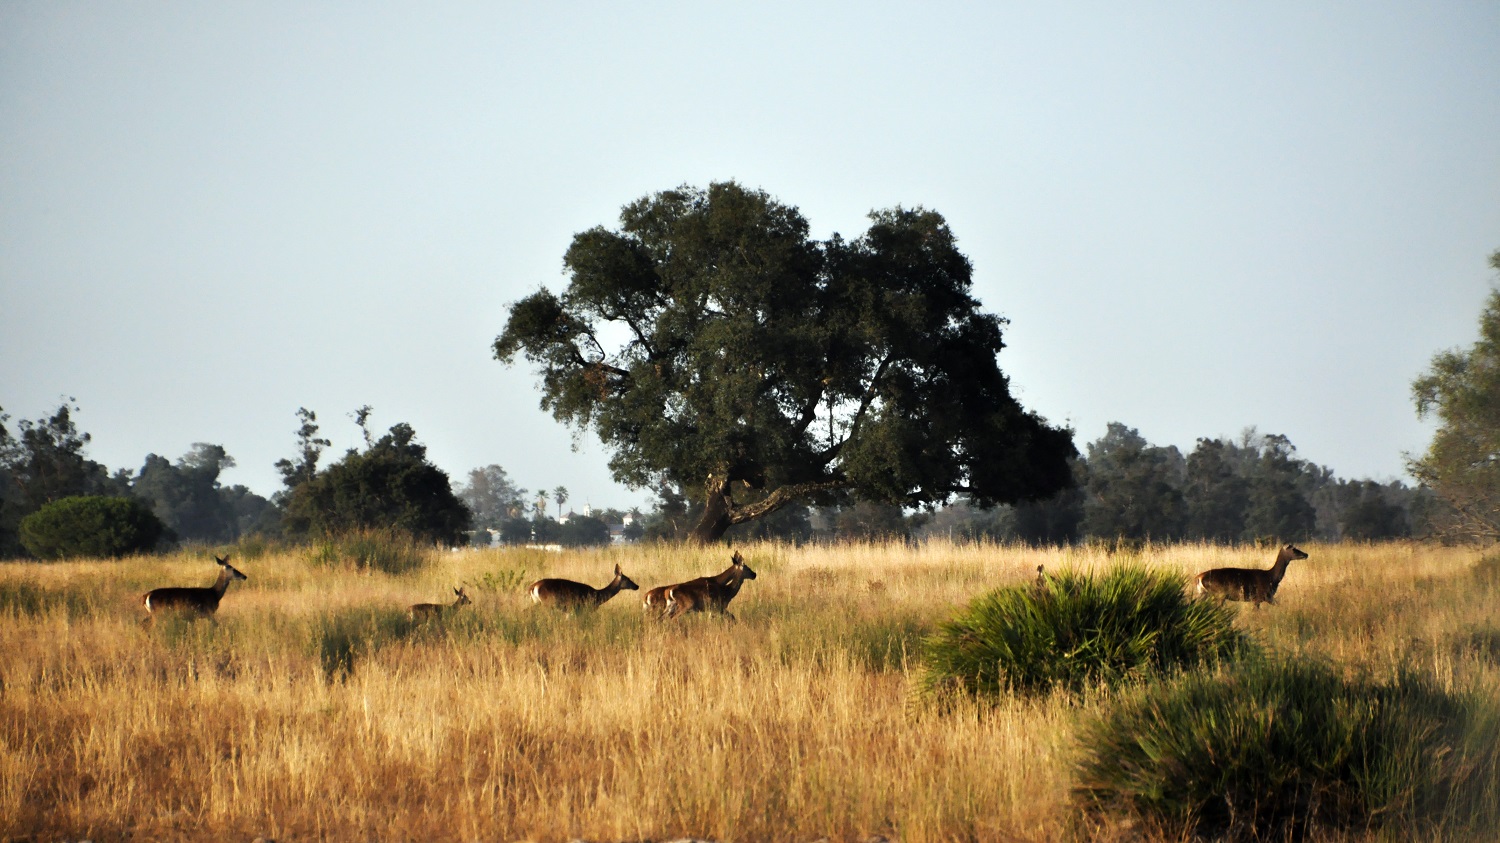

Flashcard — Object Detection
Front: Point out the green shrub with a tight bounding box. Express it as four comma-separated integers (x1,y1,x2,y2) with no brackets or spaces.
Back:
18,495,164,560
307,527,429,575
918,565,1245,701
1074,657,1500,841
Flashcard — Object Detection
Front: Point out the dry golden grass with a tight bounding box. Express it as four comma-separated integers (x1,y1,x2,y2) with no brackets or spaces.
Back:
1,541,1495,842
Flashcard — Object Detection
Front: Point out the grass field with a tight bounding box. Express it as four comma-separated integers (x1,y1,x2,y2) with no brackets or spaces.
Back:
1,541,1496,842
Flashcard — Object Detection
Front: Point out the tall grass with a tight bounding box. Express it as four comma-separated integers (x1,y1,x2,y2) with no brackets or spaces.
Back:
0,541,1495,841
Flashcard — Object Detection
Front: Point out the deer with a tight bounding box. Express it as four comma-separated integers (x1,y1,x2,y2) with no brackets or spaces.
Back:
142,555,247,619
662,550,757,621
1194,544,1309,608
409,587,472,621
529,564,639,611
642,584,673,616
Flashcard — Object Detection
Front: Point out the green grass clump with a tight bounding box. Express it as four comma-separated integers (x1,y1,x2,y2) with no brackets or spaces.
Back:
918,565,1245,701
1074,656,1500,841
307,528,430,575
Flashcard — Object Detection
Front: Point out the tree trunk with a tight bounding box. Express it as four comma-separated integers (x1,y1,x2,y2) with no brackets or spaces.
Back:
688,477,734,544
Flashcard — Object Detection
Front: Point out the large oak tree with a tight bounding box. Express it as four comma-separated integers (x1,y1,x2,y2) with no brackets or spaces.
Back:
495,182,1076,543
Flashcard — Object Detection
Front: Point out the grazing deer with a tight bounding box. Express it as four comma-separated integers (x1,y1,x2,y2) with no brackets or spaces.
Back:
1194,544,1308,608
409,587,472,621
664,550,757,621
529,564,639,610
142,555,247,618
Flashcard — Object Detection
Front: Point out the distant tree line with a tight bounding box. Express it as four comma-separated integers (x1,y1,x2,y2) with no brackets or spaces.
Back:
634,423,1435,546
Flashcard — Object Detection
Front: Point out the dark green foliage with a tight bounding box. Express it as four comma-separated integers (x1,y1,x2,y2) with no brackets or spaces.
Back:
1074,657,1500,841
918,565,1245,701
1081,423,1187,541
0,400,125,557
494,182,1076,543
559,514,611,547
1243,433,1319,542
1184,437,1252,542
282,420,470,546
1336,480,1412,540
18,495,164,559
131,443,269,544
1410,269,1500,541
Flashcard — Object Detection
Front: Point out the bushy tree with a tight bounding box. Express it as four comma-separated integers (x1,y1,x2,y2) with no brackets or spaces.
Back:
1243,433,1318,542
281,417,470,545
1337,480,1411,541
457,464,528,530
1183,437,1251,542
1,401,125,556
559,514,610,547
131,443,245,544
1409,260,1500,541
19,495,164,560
1080,424,1186,541
495,182,1076,543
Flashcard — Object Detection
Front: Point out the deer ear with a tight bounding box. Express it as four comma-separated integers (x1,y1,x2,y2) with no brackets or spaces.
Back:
615,563,622,575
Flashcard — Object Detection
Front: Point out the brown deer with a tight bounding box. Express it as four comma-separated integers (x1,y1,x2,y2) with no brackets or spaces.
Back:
529,564,639,610
1194,544,1308,608
142,555,247,618
409,587,472,621
642,584,672,617
663,550,757,620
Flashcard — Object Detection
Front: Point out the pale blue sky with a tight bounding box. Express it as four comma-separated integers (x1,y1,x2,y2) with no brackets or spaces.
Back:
3,2,1497,509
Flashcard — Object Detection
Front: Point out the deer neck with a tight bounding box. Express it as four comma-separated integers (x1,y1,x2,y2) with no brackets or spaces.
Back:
1268,553,1293,584
712,568,744,596
595,577,624,604
212,568,235,596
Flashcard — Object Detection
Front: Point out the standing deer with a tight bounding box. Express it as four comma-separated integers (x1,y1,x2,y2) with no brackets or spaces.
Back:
1194,544,1308,608
663,550,757,621
409,587,472,620
142,555,247,618
529,564,639,610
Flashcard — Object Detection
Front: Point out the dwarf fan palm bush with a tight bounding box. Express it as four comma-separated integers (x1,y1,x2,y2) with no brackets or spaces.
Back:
1074,656,1500,841
918,565,1245,701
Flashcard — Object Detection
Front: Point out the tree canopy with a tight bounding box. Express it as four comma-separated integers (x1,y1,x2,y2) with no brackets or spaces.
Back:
494,182,1076,543
1409,254,1500,541
280,415,471,545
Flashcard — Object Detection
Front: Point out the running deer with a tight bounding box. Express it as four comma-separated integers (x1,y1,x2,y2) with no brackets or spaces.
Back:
663,550,757,620
409,587,471,620
142,555,247,618
1194,544,1308,608
642,584,672,617
529,564,639,610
